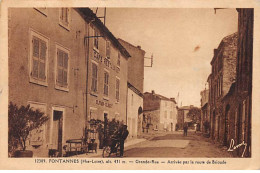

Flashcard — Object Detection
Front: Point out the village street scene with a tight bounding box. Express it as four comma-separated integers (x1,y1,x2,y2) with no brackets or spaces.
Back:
8,8,253,158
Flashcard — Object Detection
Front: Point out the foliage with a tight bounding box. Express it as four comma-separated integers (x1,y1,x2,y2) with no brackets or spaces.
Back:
8,102,49,152
187,107,201,124
87,118,121,139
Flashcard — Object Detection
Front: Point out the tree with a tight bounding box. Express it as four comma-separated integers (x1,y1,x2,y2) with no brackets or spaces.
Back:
8,102,49,153
187,107,201,124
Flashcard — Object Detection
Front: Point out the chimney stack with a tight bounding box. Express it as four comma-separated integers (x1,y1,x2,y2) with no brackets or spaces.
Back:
151,90,155,95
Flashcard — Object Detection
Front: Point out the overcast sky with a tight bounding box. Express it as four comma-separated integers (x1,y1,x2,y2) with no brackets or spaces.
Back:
100,8,238,107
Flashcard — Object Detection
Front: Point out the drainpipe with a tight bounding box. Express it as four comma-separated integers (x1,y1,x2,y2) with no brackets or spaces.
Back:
84,22,90,138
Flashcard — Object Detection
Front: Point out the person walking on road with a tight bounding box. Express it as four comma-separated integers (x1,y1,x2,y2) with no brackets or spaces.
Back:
183,123,188,136
119,125,129,157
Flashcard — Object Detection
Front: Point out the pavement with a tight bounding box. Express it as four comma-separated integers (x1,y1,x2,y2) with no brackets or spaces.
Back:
72,137,147,158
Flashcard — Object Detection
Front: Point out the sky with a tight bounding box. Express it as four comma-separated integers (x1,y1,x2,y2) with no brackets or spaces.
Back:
98,8,238,107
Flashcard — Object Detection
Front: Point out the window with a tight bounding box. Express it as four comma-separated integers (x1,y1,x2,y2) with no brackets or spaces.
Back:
164,111,167,118
106,40,111,58
56,45,69,90
116,78,120,102
29,30,48,86
91,63,98,93
117,52,121,67
94,28,99,50
170,111,173,119
104,71,109,97
59,8,70,29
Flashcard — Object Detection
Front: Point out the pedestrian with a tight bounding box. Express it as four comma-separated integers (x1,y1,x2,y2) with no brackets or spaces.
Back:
194,123,197,133
119,125,129,157
183,123,188,136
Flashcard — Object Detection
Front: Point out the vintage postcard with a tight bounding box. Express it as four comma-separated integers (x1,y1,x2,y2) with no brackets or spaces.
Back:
0,0,260,170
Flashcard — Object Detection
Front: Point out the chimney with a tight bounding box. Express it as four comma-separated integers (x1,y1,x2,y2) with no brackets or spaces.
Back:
214,49,218,56
137,45,141,49
151,90,155,95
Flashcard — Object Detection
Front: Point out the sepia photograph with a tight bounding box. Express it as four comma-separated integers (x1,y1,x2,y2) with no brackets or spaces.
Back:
6,7,253,159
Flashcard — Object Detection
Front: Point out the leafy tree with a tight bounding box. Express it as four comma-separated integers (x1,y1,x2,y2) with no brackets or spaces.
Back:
8,102,49,153
187,107,201,124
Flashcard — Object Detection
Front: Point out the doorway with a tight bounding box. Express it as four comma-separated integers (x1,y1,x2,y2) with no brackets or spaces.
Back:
224,105,230,146
52,110,63,157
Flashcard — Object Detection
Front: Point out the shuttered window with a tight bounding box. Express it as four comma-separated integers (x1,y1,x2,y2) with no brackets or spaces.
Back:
59,8,70,29
116,78,120,101
104,72,109,96
106,40,111,58
91,63,98,92
31,36,47,81
94,28,99,49
56,48,69,88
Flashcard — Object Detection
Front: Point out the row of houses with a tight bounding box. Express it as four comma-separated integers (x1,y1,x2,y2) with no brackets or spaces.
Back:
8,8,146,157
200,9,253,157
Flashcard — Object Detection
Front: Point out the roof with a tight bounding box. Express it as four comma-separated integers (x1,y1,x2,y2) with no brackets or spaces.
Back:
76,8,131,59
127,82,143,98
118,38,146,54
210,32,238,65
144,92,176,103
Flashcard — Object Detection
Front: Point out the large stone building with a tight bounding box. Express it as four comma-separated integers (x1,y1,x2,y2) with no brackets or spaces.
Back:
9,8,87,157
221,9,253,157
118,39,145,139
143,91,177,132
209,32,238,142
77,8,131,145
8,8,131,157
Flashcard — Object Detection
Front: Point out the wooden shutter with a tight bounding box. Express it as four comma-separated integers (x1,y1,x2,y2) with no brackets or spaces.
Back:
32,37,39,78
57,50,64,85
106,41,110,58
63,52,68,86
39,40,46,80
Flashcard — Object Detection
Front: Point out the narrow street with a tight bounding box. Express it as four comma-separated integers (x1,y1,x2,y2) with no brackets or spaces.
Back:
124,131,232,158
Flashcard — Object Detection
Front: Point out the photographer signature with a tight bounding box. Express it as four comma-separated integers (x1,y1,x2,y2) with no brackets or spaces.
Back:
227,139,247,157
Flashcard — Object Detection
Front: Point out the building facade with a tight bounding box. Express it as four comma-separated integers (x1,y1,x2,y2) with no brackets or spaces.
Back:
221,9,253,157
9,8,87,157
8,7,131,157
143,91,177,132
77,8,131,145
233,8,253,158
209,32,238,142
200,89,210,134
118,39,145,139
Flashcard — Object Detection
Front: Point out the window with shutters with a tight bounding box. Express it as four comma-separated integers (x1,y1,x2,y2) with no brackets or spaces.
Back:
29,30,49,86
93,28,99,50
106,40,111,58
104,70,109,97
91,62,98,93
59,8,70,30
115,77,120,102
117,52,121,67
55,45,69,91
